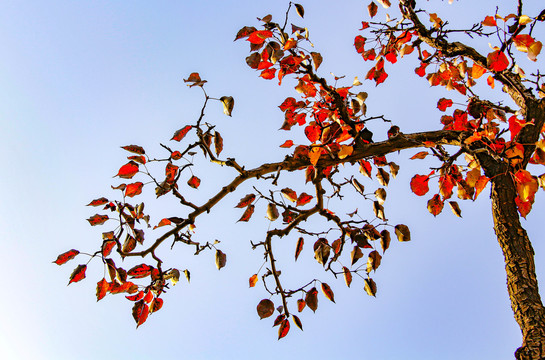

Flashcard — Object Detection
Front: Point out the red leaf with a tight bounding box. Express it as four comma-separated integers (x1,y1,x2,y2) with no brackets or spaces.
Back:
297,299,306,312
165,163,178,183
53,249,79,265
171,125,192,142
128,155,146,165
87,214,109,226
273,314,285,327
279,97,297,112
235,194,256,208
280,140,294,148
359,160,372,178
304,124,322,143
127,264,154,279
247,30,273,45
171,151,182,160
132,300,150,328
87,197,109,207
126,291,144,302
102,240,116,257
354,35,366,53
278,319,290,339
437,98,453,112
481,15,497,26
410,175,430,196
487,50,509,72
125,182,144,198
143,290,154,303
296,192,313,206
321,283,335,303
96,278,110,301
509,115,526,140
116,161,139,179
343,266,352,287
153,218,172,230
238,204,255,222
68,264,87,285
234,26,257,41
121,145,145,155
187,176,201,189
295,237,304,261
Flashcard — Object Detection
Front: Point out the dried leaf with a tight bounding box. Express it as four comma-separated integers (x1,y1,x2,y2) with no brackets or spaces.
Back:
305,287,318,312
235,194,256,208
215,249,227,270
257,299,275,319
132,300,149,328
96,278,110,301
187,176,201,189
219,96,234,116
249,274,258,288
171,125,192,142
54,249,80,265
214,131,223,156
292,315,303,331
364,278,377,297
281,188,298,202
380,230,391,253
297,299,306,312
351,246,363,266
321,283,335,303
295,237,304,261
343,266,352,287
294,3,304,18
367,250,382,273
68,264,87,285
449,201,462,217
395,224,411,242
266,203,279,221
87,214,109,226
238,204,255,222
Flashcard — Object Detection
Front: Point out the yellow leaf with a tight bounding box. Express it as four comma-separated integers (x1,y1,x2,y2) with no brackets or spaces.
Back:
519,15,532,25
309,147,322,166
338,145,353,159
528,41,542,62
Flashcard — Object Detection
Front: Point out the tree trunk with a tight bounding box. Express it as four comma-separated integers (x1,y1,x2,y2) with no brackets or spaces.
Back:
491,173,545,359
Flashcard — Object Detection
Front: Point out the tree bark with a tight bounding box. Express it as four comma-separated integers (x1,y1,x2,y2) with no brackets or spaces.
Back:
491,172,545,359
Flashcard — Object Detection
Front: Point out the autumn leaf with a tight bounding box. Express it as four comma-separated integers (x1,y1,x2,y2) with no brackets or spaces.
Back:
380,230,391,253
352,178,365,195
238,204,255,222
171,125,192,142
128,155,146,165
87,214,109,226
449,201,462,217
294,3,304,18
257,299,275,319
68,264,87,285
305,287,318,312
150,298,164,314
183,72,207,87
343,266,352,287
351,246,363,266
153,218,172,230
266,203,279,221
278,319,290,339
281,188,298,202
125,182,143,198
127,264,154,279
295,237,304,261
292,315,303,331
215,249,227,270
87,197,109,207
187,176,201,189
280,140,294,148
321,283,335,303
235,194,256,208
410,174,430,196
53,249,80,265
376,168,390,186
247,30,273,45
297,299,306,312
311,52,323,70
395,224,411,242
410,151,429,160
249,274,258,288
219,97,234,117
116,161,139,179
487,50,509,72
437,98,453,112
368,1,378,18
132,300,149,328
96,278,109,301
427,194,444,216
296,192,313,206
364,278,377,297
481,15,497,26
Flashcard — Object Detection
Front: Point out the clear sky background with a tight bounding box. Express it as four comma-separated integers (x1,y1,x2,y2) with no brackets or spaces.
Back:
1,1,544,359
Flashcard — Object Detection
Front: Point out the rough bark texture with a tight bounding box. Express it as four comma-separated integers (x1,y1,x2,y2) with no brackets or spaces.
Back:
491,172,545,360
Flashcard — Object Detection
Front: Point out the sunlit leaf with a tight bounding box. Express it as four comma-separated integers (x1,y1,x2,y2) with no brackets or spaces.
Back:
68,264,87,285
87,214,109,226
249,274,258,288
395,224,411,242
487,50,509,72
116,161,139,179
281,188,298,202
278,319,290,339
54,249,80,265
235,194,256,208
410,174,429,196
364,278,377,297
96,278,109,301
297,299,306,312
87,197,109,207
295,237,304,261
215,249,227,270
321,283,335,303
296,192,313,206
132,300,149,328
427,194,444,216
121,145,145,155
171,125,192,142
187,176,201,189
125,182,143,198
343,266,352,287
127,264,154,279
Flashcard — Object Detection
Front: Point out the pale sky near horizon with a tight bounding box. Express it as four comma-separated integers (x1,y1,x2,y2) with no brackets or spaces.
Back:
1,1,544,359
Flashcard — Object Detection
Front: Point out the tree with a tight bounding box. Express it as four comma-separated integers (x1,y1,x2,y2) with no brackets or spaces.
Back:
55,1,545,358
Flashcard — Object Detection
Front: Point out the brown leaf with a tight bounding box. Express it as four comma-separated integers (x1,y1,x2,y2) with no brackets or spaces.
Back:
53,249,80,265
368,1,378,18
427,194,444,216
266,203,279,221
292,315,303,331
311,52,323,70
343,266,352,287
96,278,110,301
297,299,306,312
373,201,386,220
295,237,304,261
395,224,411,242
380,230,391,253
314,238,330,266
305,287,318,312
215,249,226,270
238,204,255,222
294,3,304,18
375,188,387,205
257,299,275,319
366,250,382,273
351,246,363,266
214,131,223,156
364,278,377,297
352,178,365,195
321,283,335,303
449,201,462,217
376,168,390,186
219,96,234,116
235,194,256,208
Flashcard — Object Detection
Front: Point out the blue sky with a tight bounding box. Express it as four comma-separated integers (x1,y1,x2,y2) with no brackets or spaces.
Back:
1,1,544,359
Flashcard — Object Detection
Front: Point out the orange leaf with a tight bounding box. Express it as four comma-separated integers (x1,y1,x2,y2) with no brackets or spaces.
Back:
68,264,87,285
153,218,172,230
297,299,306,312
471,63,486,79
410,151,429,160
280,140,294,148
427,194,444,216
54,249,80,265
487,75,495,89
116,161,139,179
150,297,164,313
481,15,497,26
249,274,258,288
260,68,276,80
127,264,154,279
284,38,297,50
